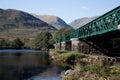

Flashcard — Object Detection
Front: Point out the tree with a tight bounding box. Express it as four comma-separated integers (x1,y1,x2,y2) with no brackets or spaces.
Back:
33,32,52,50
23,38,33,49
12,38,24,49
0,39,8,48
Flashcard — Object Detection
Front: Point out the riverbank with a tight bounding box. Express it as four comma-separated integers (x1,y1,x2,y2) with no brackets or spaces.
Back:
49,49,120,80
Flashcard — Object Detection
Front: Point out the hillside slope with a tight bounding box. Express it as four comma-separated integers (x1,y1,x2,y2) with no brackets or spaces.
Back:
0,9,56,39
32,15,73,30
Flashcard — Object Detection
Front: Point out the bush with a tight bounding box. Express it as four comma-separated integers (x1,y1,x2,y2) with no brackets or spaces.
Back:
11,38,24,49
56,50,69,54
58,52,85,62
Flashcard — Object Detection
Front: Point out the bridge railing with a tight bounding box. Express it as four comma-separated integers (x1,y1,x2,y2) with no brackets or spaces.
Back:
55,6,120,43
76,6,120,39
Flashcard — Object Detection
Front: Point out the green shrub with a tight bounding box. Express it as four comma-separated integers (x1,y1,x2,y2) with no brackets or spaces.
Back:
58,52,85,62
55,50,69,54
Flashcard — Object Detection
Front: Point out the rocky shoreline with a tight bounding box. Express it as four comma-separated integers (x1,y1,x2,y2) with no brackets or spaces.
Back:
49,49,120,80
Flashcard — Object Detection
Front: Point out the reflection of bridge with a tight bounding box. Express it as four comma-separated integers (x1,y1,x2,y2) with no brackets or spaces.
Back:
54,6,120,56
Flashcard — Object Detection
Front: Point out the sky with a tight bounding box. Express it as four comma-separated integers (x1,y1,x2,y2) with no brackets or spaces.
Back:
0,0,120,23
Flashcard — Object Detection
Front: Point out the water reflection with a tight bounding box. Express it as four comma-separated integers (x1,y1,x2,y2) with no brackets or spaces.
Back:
0,50,61,80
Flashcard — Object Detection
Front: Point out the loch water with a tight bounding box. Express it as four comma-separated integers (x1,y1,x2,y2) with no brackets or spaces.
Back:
0,49,63,80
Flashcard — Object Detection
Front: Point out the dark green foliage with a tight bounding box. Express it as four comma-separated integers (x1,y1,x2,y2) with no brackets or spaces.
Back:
11,38,24,49
0,39,8,48
0,38,24,49
33,32,53,50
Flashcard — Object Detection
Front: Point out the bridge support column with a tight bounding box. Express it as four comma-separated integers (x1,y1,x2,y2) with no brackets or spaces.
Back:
71,38,80,52
61,41,66,50
78,40,100,54
54,43,61,50
66,41,71,51
61,41,71,51
71,38,101,54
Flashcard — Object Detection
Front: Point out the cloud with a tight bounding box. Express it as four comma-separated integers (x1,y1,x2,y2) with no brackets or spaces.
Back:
81,6,88,9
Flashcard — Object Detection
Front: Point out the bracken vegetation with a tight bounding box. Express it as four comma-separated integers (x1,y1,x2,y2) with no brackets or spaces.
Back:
62,61,120,80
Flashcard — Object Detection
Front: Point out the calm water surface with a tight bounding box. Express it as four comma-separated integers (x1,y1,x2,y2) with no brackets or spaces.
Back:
0,49,63,80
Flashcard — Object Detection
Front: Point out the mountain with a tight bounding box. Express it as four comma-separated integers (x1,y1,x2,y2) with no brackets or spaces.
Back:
69,16,99,29
32,14,73,30
0,9,57,39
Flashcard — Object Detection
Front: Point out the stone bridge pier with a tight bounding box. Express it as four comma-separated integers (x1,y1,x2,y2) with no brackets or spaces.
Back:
54,37,120,56
71,38,80,52
54,43,61,50
59,41,71,51
70,38,101,54
54,38,101,54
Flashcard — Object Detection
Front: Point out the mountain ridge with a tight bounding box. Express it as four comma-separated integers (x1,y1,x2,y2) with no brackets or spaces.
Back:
69,16,99,29
32,14,73,30
0,8,57,39
0,8,56,30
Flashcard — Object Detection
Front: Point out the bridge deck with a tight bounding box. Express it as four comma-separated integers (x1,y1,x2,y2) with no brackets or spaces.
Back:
56,6,120,43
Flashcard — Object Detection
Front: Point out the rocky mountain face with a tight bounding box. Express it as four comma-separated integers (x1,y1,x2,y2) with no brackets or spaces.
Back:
69,16,99,29
0,9,57,39
32,14,72,30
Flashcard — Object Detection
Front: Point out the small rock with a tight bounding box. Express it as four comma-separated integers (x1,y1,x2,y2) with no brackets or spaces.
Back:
64,69,74,75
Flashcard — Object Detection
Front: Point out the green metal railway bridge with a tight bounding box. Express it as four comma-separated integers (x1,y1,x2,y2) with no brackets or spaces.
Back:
54,6,120,56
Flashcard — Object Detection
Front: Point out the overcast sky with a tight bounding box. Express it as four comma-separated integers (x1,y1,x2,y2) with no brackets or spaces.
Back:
0,0,120,23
